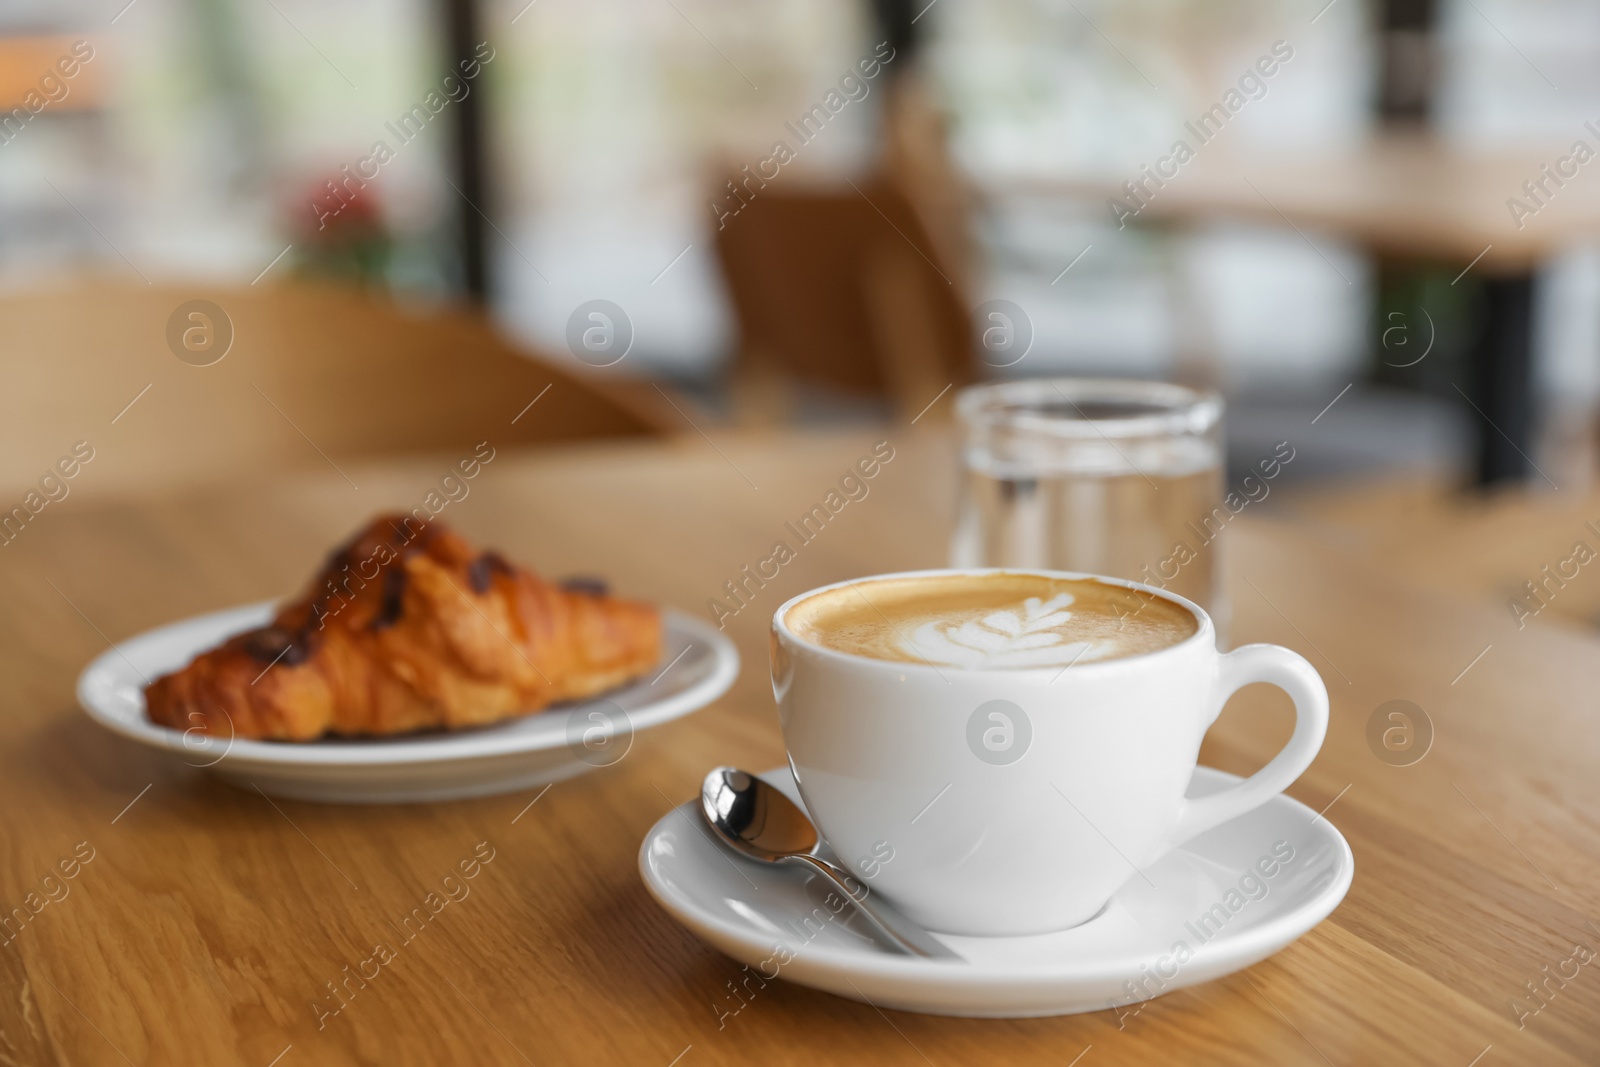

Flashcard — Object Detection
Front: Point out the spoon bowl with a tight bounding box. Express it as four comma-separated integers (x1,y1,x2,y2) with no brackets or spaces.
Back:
701,767,820,860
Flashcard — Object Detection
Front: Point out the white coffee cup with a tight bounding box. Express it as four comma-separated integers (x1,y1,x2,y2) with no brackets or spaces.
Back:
770,568,1328,937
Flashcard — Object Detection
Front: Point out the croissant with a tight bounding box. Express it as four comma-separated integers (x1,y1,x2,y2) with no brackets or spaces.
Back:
145,514,662,741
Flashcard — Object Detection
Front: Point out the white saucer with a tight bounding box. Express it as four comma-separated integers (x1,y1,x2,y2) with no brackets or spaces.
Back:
640,765,1353,1018
77,602,738,803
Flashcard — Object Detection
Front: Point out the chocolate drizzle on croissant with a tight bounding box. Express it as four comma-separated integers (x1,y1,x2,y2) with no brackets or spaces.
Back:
559,575,609,597
371,567,408,630
243,626,312,666
467,551,513,594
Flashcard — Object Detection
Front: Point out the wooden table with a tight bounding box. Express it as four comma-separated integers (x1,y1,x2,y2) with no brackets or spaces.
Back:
1280,475,1600,629
3,428,1598,1065
1007,135,1600,272
994,133,1600,486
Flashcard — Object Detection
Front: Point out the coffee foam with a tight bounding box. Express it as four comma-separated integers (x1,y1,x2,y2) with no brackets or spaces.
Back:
784,573,1198,669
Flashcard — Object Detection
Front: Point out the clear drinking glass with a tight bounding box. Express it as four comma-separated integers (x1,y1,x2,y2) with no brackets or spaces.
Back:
951,379,1228,638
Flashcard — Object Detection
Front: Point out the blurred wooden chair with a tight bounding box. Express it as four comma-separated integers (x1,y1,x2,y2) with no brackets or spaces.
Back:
712,74,976,423
0,282,674,499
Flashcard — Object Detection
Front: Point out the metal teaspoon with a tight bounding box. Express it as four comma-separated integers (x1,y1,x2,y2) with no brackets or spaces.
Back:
699,766,961,961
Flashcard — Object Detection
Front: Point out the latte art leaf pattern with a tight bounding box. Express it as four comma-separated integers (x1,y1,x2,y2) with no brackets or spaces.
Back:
902,594,1104,668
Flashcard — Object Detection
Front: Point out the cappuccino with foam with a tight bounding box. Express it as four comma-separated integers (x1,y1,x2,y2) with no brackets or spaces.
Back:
772,568,1328,936
784,572,1197,669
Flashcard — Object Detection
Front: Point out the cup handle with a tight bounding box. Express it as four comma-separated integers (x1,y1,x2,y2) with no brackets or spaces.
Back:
1166,643,1329,850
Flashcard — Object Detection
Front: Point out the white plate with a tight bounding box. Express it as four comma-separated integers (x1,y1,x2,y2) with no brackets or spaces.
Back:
78,602,738,803
640,765,1353,1018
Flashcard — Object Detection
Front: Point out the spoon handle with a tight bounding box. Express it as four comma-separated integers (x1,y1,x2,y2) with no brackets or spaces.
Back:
786,854,961,961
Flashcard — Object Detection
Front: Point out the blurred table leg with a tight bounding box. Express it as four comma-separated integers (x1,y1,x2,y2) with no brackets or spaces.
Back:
1466,272,1535,487
444,0,488,298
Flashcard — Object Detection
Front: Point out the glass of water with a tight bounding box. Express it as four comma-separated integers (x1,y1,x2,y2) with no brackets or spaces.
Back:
951,379,1228,637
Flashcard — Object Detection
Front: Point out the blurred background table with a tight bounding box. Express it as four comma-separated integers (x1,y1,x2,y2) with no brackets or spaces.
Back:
998,133,1600,487
2,428,1596,1066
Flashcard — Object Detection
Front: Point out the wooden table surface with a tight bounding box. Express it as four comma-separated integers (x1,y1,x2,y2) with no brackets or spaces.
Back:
1280,476,1600,631
996,133,1600,272
3,426,1598,1066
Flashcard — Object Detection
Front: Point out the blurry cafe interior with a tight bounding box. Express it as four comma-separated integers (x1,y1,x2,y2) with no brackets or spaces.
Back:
5,0,1600,1063
13,0,1600,515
